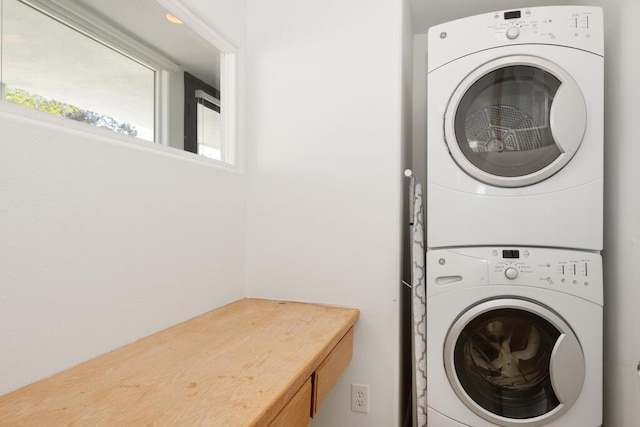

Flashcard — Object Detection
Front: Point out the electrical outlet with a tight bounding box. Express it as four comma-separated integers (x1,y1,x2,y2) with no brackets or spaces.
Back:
351,384,369,413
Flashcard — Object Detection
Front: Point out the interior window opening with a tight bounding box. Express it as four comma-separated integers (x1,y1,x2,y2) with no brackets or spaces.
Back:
184,71,222,161
0,0,232,165
0,0,155,140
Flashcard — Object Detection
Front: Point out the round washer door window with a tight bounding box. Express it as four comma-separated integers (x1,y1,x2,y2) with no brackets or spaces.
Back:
444,299,585,426
444,56,587,187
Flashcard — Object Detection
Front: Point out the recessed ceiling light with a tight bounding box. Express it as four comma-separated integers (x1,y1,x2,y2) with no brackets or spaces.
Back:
165,13,183,24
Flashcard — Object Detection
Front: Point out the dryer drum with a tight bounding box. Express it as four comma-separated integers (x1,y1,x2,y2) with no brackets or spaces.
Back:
465,105,545,153
449,64,568,180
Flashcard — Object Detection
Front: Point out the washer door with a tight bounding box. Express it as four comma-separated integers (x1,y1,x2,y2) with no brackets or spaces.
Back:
444,299,585,426
444,55,586,187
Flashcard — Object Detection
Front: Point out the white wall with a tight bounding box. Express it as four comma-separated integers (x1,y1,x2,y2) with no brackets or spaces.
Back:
0,0,247,396
411,33,428,191
244,0,405,425
412,0,640,424
593,0,640,424
400,0,415,423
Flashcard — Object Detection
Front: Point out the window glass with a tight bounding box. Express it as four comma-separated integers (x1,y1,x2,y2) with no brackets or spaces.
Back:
183,72,222,160
454,66,561,177
197,102,222,161
1,0,154,140
453,308,561,419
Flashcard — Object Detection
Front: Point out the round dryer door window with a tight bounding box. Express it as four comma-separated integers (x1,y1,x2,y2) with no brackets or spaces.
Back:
444,56,587,187
444,299,585,426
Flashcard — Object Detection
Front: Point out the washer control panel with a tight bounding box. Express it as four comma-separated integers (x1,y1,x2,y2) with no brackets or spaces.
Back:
490,247,598,286
427,247,603,305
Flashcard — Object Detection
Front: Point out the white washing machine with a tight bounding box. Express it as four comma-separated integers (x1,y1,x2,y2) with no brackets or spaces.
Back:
426,246,602,426
426,6,604,250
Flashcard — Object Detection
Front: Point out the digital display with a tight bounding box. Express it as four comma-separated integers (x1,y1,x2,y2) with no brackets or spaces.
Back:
504,11,521,20
503,250,520,259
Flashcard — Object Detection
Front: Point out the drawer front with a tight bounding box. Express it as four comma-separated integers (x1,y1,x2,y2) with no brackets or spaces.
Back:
312,327,354,415
269,377,312,427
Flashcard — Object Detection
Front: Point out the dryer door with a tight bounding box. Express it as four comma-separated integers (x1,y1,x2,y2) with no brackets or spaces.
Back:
444,55,586,187
444,299,585,426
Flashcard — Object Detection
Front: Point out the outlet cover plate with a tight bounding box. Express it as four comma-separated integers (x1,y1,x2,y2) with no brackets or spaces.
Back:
351,384,369,413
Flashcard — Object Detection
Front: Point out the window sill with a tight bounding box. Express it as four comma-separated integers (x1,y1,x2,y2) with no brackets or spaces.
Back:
0,101,241,173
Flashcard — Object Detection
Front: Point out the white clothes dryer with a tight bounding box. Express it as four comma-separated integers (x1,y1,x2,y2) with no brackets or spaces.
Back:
426,246,602,426
426,6,604,250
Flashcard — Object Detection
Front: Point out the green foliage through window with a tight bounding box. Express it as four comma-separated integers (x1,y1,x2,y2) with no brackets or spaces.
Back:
5,87,138,137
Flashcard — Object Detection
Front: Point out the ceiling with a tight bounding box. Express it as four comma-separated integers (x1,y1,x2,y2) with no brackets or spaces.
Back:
75,0,221,87
62,1,574,86
71,1,568,82
411,0,570,34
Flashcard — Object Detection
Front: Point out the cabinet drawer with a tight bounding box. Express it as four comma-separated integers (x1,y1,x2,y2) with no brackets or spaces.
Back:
312,327,354,415
269,377,312,427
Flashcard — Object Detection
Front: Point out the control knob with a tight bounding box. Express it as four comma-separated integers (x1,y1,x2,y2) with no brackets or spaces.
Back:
505,267,519,280
506,26,520,40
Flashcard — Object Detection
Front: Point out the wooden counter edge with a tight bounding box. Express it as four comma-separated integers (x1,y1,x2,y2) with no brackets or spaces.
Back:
0,298,360,427
250,299,360,426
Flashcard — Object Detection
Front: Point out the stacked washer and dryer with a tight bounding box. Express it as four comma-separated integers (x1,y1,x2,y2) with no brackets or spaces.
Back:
425,6,603,427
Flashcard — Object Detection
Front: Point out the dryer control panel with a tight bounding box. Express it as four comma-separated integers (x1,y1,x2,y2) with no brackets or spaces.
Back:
427,5,603,72
486,8,597,44
426,246,603,305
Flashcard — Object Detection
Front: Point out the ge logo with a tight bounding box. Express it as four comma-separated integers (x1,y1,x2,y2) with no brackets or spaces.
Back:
439,258,446,265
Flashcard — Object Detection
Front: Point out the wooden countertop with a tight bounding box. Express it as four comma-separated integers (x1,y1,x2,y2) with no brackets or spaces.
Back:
0,298,360,426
